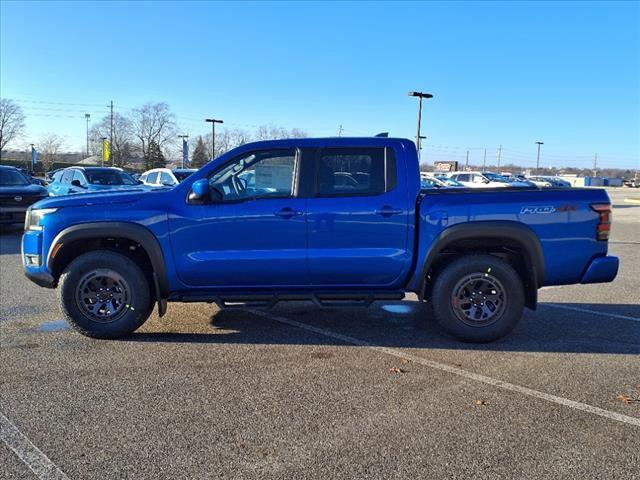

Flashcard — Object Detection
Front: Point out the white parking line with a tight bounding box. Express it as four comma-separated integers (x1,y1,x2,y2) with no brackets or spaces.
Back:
0,413,70,480
250,310,640,429
543,303,640,323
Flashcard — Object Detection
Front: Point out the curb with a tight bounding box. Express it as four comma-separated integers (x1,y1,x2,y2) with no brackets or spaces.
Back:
623,198,640,205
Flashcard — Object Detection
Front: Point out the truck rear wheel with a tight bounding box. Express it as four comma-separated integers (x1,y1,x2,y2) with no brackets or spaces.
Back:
58,250,154,339
431,254,524,343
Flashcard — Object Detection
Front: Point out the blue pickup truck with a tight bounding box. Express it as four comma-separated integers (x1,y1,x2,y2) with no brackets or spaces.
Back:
21,137,618,342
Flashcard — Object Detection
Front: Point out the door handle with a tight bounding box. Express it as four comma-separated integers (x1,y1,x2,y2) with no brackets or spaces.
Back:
274,207,304,219
375,206,403,217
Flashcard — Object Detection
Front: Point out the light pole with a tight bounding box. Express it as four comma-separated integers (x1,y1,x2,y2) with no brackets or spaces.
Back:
178,135,189,168
408,91,433,154
205,118,224,159
535,141,544,173
84,113,90,157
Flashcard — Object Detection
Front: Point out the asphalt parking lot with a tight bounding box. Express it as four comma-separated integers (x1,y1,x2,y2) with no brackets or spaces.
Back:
1,189,638,479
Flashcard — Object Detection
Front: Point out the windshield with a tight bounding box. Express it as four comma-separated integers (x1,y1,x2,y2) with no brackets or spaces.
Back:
0,169,30,186
174,171,195,182
483,172,511,183
85,170,137,186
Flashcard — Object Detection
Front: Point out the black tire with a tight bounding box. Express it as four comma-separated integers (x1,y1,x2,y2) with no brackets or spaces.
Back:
431,254,524,343
58,250,154,339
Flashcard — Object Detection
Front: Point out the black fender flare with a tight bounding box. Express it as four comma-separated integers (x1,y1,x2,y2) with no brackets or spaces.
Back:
47,222,170,301
416,221,544,307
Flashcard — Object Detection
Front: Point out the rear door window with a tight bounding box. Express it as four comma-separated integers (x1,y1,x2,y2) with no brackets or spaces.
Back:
315,147,390,196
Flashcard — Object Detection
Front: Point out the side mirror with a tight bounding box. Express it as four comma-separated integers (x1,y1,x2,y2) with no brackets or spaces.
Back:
188,178,216,204
71,179,85,188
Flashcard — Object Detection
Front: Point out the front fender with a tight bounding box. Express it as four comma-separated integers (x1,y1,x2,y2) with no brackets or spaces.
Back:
47,221,170,298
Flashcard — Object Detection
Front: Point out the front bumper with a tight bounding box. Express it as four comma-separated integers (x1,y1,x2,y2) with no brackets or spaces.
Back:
22,229,56,288
580,256,619,284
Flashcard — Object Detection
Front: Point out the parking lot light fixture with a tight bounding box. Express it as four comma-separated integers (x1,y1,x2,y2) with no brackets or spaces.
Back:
535,141,544,173
408,91,433,154
205,118,224,159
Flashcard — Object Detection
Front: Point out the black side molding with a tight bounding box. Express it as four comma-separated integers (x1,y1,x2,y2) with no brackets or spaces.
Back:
47,222,170,301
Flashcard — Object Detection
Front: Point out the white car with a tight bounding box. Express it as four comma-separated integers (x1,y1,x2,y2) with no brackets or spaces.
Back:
524,176,553,188
446,171,532,188
140,168,196,187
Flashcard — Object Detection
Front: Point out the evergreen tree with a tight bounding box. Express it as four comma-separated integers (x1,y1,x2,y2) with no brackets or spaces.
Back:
145,140,166,170
191,136,209,168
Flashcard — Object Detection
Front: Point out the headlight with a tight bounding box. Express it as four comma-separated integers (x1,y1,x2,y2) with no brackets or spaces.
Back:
25,208,57,231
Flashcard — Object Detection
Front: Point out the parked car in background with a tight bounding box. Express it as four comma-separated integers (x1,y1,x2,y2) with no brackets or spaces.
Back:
0,165,48,226
140,168,197,187
521,177,552,188
446,171,534,188
433,174,465,187
420,173,463,189
47,167,146,196
529,176,572,188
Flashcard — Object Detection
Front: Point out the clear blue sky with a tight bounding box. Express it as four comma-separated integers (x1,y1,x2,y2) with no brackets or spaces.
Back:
1,0,638,169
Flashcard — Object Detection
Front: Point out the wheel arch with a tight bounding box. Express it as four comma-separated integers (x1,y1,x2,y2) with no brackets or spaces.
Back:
417,221,544,310
47,222,170,303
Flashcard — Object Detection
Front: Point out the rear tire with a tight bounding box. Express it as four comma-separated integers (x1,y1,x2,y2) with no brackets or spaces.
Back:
58,250,154,339
431,254,524,343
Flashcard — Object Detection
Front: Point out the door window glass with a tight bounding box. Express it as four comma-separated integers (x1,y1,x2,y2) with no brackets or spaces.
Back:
209,149,296,201
72,170,87,186
316,148,387,196
160,172,175,185
61,169,74,184
147,172,159,184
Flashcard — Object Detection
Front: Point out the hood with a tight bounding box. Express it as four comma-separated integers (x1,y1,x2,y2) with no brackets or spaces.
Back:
31,189,151,210
0,183,48,197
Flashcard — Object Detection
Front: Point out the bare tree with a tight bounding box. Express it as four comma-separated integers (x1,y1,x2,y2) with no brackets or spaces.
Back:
38,133,65,173
89,112,134,167
130,102,177,169
0,99,26,158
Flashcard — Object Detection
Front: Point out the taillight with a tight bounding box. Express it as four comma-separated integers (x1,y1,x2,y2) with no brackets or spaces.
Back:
591,203,612,241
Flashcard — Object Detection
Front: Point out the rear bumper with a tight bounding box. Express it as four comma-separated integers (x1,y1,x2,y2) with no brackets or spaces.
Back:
580,256,619,284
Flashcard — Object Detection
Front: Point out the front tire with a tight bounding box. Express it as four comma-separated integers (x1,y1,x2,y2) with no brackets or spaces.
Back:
58,250,153,339
431,254,525,343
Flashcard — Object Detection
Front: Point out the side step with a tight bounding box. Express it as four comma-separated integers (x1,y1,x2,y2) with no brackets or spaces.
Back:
174,291,405,310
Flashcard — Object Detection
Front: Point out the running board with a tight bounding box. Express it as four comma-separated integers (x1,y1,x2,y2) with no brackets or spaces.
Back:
172,291,405,310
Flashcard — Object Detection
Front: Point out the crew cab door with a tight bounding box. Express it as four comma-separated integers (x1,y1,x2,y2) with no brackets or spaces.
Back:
168,148,308,288
306,147,411,287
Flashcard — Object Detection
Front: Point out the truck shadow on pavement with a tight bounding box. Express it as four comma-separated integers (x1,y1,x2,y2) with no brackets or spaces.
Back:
125,302,640,355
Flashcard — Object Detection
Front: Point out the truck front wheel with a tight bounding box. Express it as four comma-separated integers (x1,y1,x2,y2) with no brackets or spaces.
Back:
58,250,154,339
431,254,525,343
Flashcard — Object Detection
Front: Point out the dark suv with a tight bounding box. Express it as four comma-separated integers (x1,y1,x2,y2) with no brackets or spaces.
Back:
0,165,48,226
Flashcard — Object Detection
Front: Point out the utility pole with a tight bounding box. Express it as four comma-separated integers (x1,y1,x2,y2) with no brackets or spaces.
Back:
84,113,90,157
205,118,224,159
110,100,114,165
408,91,433,153
101,137,107,167
465,150,469,170
497,145,502,169
337,125,343,137
535,141,544,174
592,153,598,177
178,135,189,169
483,148,487,171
